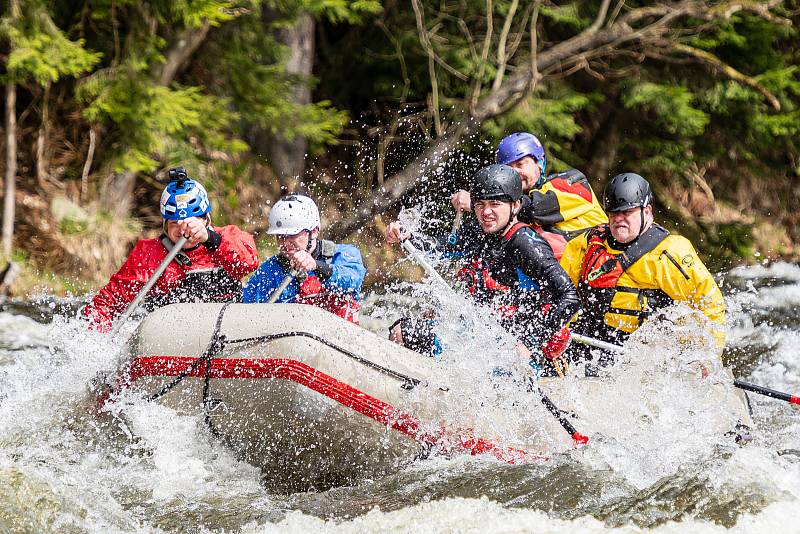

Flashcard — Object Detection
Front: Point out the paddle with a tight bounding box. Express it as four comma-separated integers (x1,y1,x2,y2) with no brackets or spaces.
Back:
268,269,301,304
448,211,464,245
399,237,589,445
109,236,188,336
732,380,800,406
572,332,800,407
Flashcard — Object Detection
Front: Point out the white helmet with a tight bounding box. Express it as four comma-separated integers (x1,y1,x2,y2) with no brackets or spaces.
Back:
267,194,321,235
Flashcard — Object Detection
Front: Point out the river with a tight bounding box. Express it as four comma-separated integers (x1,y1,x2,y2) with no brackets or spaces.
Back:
1,262,799,533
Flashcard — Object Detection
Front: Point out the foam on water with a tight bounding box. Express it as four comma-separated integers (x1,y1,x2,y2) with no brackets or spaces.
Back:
1,262,800,532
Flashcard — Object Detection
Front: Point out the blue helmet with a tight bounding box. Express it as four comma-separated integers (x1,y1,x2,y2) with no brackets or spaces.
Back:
159,168,211,220
495,132,547,181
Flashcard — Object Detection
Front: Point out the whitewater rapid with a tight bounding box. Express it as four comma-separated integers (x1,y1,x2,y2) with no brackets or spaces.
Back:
1,262,799,532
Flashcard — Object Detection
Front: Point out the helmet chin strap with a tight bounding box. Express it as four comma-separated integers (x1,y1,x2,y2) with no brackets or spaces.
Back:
535,158,547,188
306,229,314,252
500,203,519,235
638,205,645,238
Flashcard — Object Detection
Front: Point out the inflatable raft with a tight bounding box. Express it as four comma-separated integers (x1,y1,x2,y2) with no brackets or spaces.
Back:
103,302,751,491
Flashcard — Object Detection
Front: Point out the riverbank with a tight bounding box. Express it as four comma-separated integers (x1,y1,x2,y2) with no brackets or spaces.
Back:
6,185,797,301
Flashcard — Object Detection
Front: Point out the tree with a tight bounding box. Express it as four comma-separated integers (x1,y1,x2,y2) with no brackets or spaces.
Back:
0,0,100,257
325,0,795,243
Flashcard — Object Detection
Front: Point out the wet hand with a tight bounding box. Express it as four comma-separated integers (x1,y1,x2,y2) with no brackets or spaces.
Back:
288,250,316,273
384,221,411,245
450,190,471,213
542,327,571,360
177,218,209,248
514,342,533,360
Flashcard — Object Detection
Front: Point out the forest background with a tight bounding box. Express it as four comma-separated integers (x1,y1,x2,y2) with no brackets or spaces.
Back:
1,0,799,296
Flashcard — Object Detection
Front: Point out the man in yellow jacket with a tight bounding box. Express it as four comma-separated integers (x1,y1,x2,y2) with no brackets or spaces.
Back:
452,133,607,258
560,172,726,365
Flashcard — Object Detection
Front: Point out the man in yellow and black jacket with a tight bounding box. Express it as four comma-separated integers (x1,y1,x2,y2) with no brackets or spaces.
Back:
559,172,726,367
451,132,607,259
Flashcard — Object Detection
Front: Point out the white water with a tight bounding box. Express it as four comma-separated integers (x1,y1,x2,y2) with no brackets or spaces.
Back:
1,263,800,532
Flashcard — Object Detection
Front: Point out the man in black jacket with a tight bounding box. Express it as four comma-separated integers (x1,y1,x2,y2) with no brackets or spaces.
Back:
385,164,580,371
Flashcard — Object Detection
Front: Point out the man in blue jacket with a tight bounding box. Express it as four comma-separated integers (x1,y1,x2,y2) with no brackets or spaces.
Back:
243,194,366,324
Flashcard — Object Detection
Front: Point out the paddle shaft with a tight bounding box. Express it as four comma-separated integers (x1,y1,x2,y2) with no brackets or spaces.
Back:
400,240,452,289
267,269,301,304
400,237,588,444
538,389,589,444
110,236,188,336
572,333,624,353
734,379,800,405
572,332,800,407
448,211,464,245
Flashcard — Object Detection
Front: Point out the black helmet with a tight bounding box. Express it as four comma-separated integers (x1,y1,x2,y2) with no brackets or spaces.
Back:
604,173,652,212
471,164,523,203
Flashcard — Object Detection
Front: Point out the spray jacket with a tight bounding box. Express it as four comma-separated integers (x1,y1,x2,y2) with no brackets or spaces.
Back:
83,225,259,332
433,221,579,350
518,169,608,241
560,224,726,345
242,240,365,324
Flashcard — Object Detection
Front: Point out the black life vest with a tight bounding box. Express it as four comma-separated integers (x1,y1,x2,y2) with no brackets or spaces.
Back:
143,236,244,310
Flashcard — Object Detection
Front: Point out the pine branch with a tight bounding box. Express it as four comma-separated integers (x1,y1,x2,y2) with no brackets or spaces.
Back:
665,42,781,110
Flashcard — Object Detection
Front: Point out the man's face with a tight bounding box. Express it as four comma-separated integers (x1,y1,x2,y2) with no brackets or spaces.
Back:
609,205,653,243
507,156,541,192
276,229,318,255
473,199,518,234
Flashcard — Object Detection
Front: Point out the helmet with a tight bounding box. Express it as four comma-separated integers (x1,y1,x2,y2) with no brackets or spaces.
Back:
471,164,523,203
267,194,321,235
159,168,211,220
496,132,547,177
604,173,652,212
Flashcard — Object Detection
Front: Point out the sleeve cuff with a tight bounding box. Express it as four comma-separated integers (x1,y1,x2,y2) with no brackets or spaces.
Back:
204,228,222,251
314,260,333,279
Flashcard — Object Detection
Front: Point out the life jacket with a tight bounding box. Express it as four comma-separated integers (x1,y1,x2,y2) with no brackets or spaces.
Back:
455,222,559,319
506,222,566,260
539,169,608,233
143,236,243,310
577,224,673,328
294,239,361,325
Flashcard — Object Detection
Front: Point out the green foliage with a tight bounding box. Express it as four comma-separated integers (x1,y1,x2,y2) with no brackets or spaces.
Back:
1,4,101,84
291,0,382,24
79,68,245,172
200,6,350,149
486,88,599,169
623,83,710,137
539,3,588,31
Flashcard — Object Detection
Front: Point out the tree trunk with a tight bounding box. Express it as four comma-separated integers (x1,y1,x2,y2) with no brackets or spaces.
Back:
4,82,17,259
584,95,620,186
255,10,314,191
80,126,97,202
36,81,51,188
158,21,211,86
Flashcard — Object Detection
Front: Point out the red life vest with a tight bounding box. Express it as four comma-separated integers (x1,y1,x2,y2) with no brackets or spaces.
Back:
504,222,566,259
294,241,361,324
579,224,669,289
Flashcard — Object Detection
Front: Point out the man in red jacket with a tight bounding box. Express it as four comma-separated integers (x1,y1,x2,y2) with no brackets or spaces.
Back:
83,168,259,332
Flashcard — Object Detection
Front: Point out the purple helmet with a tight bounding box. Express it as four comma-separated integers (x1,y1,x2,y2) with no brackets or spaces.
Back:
495,132,547,183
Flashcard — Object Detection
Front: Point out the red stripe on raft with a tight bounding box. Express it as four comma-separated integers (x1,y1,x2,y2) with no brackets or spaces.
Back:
791,395,800,405
126,355,543,464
